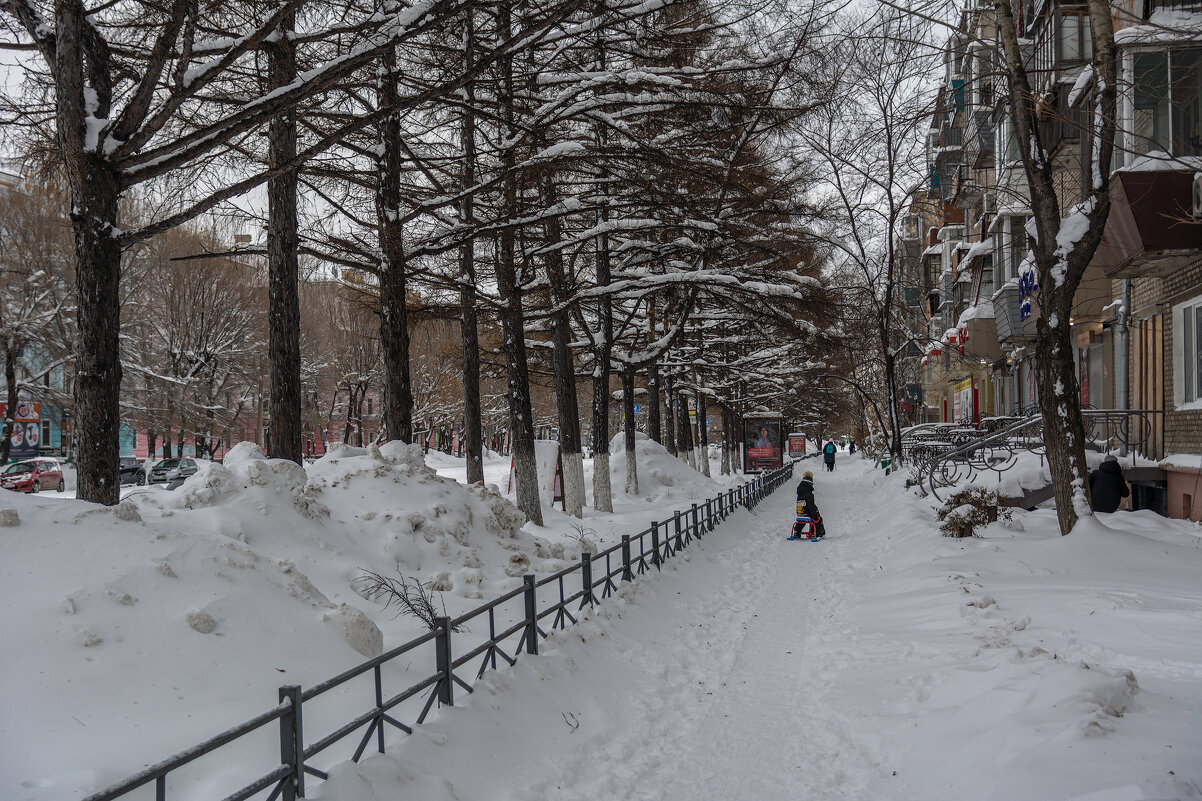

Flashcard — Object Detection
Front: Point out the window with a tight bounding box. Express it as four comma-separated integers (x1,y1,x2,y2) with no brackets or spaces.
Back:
367,397,374,416
1129,47,1202,157
1058,14,1092,63
1173,295,1202,408
41,420,51,448
1008,215,1029,282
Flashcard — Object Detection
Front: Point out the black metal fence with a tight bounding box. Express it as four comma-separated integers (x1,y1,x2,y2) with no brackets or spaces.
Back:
81,462,796,801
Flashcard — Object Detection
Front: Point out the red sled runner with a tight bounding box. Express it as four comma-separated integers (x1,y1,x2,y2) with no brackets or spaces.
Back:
788,502,823,541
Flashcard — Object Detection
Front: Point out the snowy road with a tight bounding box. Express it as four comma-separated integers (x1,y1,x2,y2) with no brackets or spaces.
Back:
315,456,1202,801
316,462,882,801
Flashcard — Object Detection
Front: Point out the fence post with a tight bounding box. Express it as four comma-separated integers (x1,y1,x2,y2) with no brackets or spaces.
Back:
692,503,700,538
621,535,633,581
581,552,595,608
651,521,661,570
278,685,304,801
706,499,714,531
523,575,539,655
435,616,454,707
674,513,683,550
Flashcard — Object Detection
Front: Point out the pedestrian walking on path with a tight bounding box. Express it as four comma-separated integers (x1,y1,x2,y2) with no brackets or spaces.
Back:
823,440,837,472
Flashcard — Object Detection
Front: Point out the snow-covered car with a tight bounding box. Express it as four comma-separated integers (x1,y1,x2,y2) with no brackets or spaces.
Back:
119,456,147,486
147,458,198,485
1,459,65,493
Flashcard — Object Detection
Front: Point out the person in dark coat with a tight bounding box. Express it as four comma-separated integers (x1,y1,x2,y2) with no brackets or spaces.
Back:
1089,455,1129,513
823,440,837,472
848,440,856,454
792,471,827,539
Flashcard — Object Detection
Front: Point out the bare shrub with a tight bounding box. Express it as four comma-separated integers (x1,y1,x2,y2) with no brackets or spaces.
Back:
354,569,465,632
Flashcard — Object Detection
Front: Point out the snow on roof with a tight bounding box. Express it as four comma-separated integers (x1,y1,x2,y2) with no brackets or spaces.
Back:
1159,453,1202,473
964,237,993,260
923,243,943,258
1116,150,1202,173
958,304,995,324
1067,64,1094,107
1115,9,1202,45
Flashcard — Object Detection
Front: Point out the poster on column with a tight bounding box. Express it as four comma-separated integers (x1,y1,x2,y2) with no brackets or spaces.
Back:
1,402,40,460
743,415,783,473
953,378,974,423
787,433,807,459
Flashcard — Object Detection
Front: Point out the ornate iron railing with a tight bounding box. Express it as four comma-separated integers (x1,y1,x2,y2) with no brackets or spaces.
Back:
79,462,796,801
903,409,1163,500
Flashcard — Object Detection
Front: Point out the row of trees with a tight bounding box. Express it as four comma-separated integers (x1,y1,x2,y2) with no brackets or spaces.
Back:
2,0,861,523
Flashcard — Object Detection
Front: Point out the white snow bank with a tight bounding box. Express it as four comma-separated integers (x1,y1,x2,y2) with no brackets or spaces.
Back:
608,431,720,501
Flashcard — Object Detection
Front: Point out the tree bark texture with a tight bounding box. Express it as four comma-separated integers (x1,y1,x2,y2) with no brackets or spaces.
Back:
377,47,414,445
496,1,541,526
676,390,694,468
622,366,638,495
663,372,677,456
540,172,585,517
1,342,17,464
695,388,710,477
266,10,302,464
647,362,661,444
459,9,484,485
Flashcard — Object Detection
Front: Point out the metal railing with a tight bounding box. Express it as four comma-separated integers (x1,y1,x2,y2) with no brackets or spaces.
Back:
902,409,1163,499
80,462,796,801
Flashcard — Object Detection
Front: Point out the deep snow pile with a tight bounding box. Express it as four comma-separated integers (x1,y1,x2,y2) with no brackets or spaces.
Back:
606,431,722,502
0,441,605,801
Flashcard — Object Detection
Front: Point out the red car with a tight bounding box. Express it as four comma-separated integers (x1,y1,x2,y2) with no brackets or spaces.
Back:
1,459,66,493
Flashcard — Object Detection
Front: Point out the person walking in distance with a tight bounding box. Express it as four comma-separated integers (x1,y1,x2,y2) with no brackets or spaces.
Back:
823,440,837,472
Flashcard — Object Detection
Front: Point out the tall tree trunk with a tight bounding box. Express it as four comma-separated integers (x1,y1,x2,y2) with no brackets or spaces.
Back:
695,387,710,477
54,1,121,503
266,8,302,464
377,43,415,442
69,163,122,502
147,431,157,461
622,365,638,494
591,298,614,512
677,390,694,469
459,8,484,485
719,405,731,475
1,341,17,464
496,0,541,526
377,46,413,445
647,362,661,443
540,172,585,517
664,371,677,456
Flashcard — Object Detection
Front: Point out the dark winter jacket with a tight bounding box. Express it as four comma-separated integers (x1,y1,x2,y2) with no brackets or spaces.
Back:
823,442,836,464
1089,460,1129,513
796,478,821,520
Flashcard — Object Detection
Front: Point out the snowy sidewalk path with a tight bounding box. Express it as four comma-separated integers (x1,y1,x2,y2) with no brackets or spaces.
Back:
316,463,878,801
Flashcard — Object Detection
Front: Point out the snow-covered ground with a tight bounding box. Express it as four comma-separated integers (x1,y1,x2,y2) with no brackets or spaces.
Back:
2,448,1199,801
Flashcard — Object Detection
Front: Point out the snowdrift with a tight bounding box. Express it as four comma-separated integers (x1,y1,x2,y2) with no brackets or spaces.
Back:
0,441,582,801
607,432,721,501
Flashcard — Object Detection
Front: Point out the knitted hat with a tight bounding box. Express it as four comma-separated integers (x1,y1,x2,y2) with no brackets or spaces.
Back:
803,471,814,479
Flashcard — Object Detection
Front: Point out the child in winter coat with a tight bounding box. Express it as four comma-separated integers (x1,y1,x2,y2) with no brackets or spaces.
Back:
791,471,827,540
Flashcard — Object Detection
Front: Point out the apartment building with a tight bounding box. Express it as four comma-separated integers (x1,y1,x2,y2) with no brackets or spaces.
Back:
911,0,1202,519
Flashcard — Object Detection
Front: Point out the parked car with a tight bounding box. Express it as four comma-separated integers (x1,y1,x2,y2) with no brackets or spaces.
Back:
147,458,198,485
1,459,65,493
119,456,147,486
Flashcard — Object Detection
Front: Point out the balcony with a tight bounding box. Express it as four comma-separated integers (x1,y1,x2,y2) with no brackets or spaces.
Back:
1096,168,1202,278
992,284,1038,343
